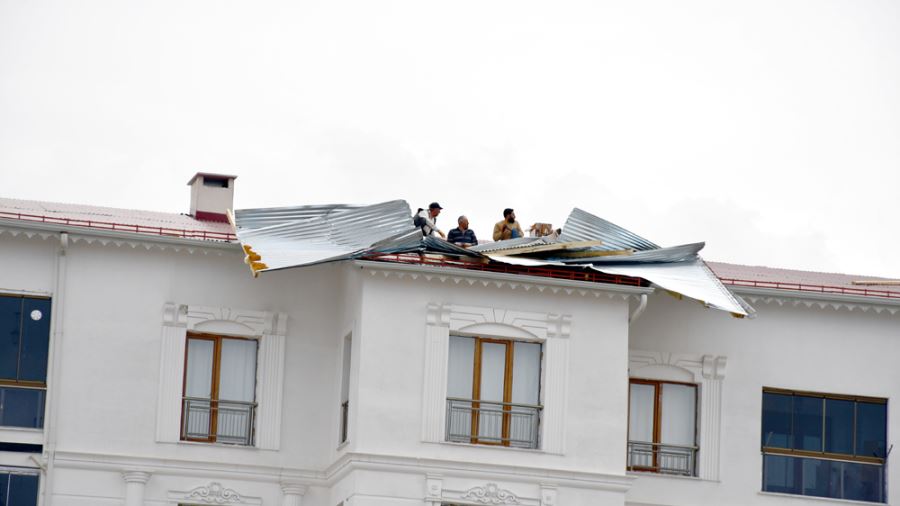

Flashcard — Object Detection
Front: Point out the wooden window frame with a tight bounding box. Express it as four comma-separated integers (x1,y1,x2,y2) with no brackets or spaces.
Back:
180,332,257,443
761,387,888,465
0,294,52,390
627,378,699,473
460,336,542,447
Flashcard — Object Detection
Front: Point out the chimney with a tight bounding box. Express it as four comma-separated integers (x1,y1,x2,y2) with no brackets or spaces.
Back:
187,172,237,222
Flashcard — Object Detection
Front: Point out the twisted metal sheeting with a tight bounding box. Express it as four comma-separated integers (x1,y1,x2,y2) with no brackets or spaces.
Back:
558,208,659,251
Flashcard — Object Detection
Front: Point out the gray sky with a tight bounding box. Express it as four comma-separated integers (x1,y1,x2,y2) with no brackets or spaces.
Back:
2,0,899,278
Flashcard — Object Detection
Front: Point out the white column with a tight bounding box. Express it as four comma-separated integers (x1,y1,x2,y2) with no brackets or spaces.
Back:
156,303,187,442
256,333,286,450
422,303,450,443
541,337,570,454
281,482,308,506
699,355,726,481
122,470,151,506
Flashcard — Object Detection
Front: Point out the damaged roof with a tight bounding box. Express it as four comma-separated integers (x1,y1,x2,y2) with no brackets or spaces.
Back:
231,200,754,317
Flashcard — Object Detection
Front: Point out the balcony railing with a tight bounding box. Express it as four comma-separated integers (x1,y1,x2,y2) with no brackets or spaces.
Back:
627,441,698,476
181,397,256,446
446,397,542,449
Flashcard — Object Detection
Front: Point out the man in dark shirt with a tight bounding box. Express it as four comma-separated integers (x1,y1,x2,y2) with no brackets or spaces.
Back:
447,215,478,247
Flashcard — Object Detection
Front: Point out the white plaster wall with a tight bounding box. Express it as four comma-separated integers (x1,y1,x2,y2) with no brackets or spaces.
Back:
352,269,633,475
626,292,900,506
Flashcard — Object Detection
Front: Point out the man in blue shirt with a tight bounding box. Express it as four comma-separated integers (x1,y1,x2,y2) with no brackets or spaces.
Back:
447,215,478,247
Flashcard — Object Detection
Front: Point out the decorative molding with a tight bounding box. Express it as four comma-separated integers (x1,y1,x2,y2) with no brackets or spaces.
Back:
186,305,286,336
425,474,444,501
0,226,55,241
122,469,152,484
540,484,557,506
357,260,652,301
157,303,288,450
169,481,261,505
461,483,521,504
429,303,573,340
732,288,900,315
541,338,569,455
629,349,727,481
421,324,451,443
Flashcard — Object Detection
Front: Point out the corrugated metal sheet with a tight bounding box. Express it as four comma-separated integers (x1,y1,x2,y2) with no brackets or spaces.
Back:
558,208,659,251
555,242,704,265
233,200,418,272
468,237,553,253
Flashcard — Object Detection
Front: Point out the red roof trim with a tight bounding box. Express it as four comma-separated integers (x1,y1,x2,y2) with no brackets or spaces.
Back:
719,278,900,300
0,210,236,242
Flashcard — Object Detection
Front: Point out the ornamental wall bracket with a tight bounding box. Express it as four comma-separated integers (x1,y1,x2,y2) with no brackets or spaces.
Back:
461,483,521,505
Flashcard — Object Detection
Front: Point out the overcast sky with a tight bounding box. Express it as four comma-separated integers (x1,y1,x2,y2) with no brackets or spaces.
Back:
1,0,898,277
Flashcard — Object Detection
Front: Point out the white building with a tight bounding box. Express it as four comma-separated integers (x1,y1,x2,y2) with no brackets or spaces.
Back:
0,174,897,506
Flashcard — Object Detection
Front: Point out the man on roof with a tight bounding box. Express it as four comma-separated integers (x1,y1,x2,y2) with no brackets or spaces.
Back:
416,202,445,238
447,215,478,247
493,208,524,241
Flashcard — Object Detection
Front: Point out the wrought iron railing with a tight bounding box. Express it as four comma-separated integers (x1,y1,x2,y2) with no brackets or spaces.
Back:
181,397,256,445
627,441,698,476
340,400,349,444
446,397,542,449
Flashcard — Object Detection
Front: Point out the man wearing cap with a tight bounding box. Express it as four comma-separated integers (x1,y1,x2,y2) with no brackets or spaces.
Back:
417,202,445,238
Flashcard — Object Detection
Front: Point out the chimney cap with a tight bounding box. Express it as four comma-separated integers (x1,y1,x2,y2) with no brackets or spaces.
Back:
187,172,238,186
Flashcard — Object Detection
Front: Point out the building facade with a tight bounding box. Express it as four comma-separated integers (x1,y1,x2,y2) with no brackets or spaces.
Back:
0,177,897,505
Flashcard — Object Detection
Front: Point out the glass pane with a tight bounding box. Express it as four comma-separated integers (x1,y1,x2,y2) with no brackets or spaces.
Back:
824,398,854,455
218,338,257,402
511,342,541,405
340,334,351,403
479,342,506,402
184,338,214,398
629,383,655,443
762,392,792,448
0,387,45,428
8,474,38,506
801,457,831,497
661,383,696,446
477,342,507,442
856,402,887,458
447,336,474,399
19,298,51,382
763,453,800,494
0,472,8,506
793,395,823,451
842,461,885,503
0,296,22,380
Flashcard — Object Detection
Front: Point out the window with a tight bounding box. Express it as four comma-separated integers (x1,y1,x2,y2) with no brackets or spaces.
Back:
762,388,887,503
0,295,51,429
339,333,351,445
0,468,40,506
627,379,698,476
446,335,542,449
181,333,258,445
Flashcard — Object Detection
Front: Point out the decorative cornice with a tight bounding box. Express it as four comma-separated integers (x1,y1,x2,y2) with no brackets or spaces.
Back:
164,304,287,336
731,287,900,314
355,260,652,300
629,350,727,381
0,219,237,254
162,302,188,328
461,483,520,504
280,481,308,496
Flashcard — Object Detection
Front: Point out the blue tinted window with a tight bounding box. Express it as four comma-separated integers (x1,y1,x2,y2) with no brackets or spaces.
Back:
19,298,50,382
0,297,22,380
825,398,854,454
0,388,45,428
793,396,823,451
762,392,792,448
800,457,831,497
856,402,887,458
843,461,885,503
763,454,800,494
8,474,39,506
0,472,8,506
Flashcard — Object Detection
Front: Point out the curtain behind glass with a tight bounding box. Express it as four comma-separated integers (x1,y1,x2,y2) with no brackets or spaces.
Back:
629,383,655,442
661,384,696,446
218,338,257,402
185,339,214,398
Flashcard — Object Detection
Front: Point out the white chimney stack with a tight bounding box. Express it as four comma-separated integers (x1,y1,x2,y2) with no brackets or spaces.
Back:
187,172,237,222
